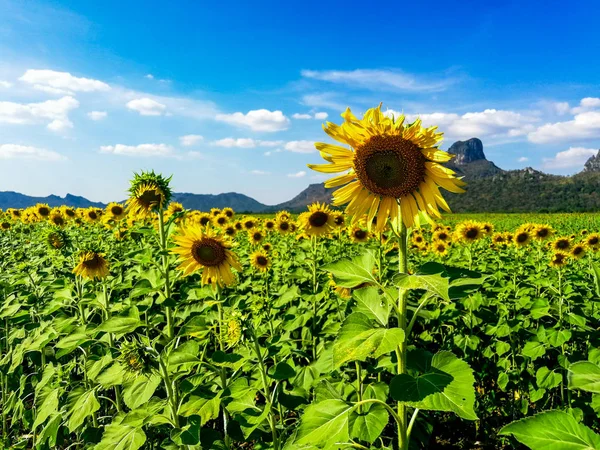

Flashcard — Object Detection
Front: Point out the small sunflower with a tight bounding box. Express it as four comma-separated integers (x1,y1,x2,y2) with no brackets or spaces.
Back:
35,203,51,219
570,244,587,259
455,221,485,243
222,207,235,218
210,208,221,217
549,252,569,268
332,212,345,228
119,340,155,375
492,232,506,245
262,243,272,252
513,226,531,247
264,219,276,231
533,224,554,241
127,170,172,216
73,250,110,280
275,211,292,222
250,251,271,272
84,208,101,223
552,237,572,252
198,213,212,227
249,229,264,245
224,225,237,237
213,213,229,228
481,223,494,235
234,220,243,231
276,219,292,235
349,226,370,243
433,229,451,242
167,202,184,217
243,217,257,230
105,202,126,221
581,229,589,236
307,105,466,231
46,229,69,250
299,202,334,237
48,211,66,227
7,208,21,219
61,206,77,219
171,226,241,286
1,221,11,230
432,241,448,256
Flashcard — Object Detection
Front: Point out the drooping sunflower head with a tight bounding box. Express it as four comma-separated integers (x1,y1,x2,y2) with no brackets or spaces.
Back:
307,105,466,231
46,228,70,250
73,250,109,280
127,170,172,216
455,220,485,243
349,226,370,243
119,340,155,375
49,211,66,227
35,203,51,219
586,233,600,250
570,244,587,259
249,229,264,245
533,224,554,241
106,202,127,221
171,225,241,286
549,252,569,268
250,250,271,272
276,219,292,235
114,227,128,241
552,237,572,252
222,207,235,218
299,202,334,237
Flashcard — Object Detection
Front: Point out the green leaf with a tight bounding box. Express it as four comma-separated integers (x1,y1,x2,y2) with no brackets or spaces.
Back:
322,251,378,289
95,422,147,450
568,361,600,393
180,315,210,339
95,307,141,334
353,286,390,326
394,269,450,302
33,388,61,429
536,367,562,390
225,378,257,413
522,340,546,361
36,414,62,448
348,403,388,444
500,410,600,449
123,374,161,409
546,328,572,348
97,363,126,387
269,362,296,380
333,313,404,368
295,399,351,447
67,389,101,432
390,371,453,403
591,263,600,299
179,393,221,425
401,351,477,421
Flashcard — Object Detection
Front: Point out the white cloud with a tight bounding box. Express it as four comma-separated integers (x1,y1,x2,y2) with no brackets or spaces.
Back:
100,143,175,157
571,97,600,114
542,147,598,169
19,69,110,95
287,171,307,178
292,112,329,120
215,109,290,132
528,111,600,143
518,157,529,162
302,69,457,92
314,112,329,120
302,93,345,110
126,97,167,116
292,113,312,120
145,74,154,79
0,96,79,132
0,144,66,161
212,138,283,148
264,149,282,156
87,111,107,121
0,80,12,88
284,140,316,153
251,170,270,175
553,102,570,115
179,134,204,146
447,109,539,137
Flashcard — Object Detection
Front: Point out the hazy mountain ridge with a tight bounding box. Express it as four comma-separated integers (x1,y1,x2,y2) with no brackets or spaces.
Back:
1,141,599,213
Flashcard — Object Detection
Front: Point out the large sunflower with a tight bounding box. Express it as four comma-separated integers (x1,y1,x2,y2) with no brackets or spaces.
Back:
171,226,241,286
307,105,465,231
73,251,109,280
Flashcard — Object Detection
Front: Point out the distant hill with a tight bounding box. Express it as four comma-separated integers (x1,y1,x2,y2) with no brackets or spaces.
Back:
2,142,599,213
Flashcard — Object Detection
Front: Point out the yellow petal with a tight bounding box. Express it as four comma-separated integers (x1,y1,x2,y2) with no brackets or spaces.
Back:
315,142,354,158
307,161,353,173
324,172,356,188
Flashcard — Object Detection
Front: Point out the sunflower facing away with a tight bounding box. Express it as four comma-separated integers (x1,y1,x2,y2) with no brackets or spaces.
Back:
73,250,110,280
250,250,271,272
307,105,465,231
171,226,241,286
127,170,172,217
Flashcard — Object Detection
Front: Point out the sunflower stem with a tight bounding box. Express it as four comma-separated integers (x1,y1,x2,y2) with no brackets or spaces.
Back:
396,201,409,450
157,210,175,341
102,283,123,412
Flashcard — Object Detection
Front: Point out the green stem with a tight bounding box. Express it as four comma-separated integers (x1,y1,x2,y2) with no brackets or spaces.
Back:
406,295,433,338
157,210,174,341
103,283,123,412
355,361,363,414
217,300,231,446
311,236,318,360
159,358,180,428
396,201,409,450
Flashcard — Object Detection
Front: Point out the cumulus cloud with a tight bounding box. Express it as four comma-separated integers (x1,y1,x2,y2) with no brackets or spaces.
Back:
126,97,167,116
302,69,457,92
292,113,312,120
0,144,66,161
19,69,110,95
145,74,154,79
284,140,316,153
0,96,79,132
100,143,175,157
542,147,598,169
0,81,12,88
518,157,529,162
213,138,283,148
553,102,571,115
528,110,600,143
292,112,328,120
287,171,306,178
314,112,329,120
251,170,270,175
215,109,290,132
570,97,600,114
179,134,204,146
87,111,107,121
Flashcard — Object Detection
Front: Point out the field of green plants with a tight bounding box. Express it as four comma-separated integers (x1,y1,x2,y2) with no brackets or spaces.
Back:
1,200,599,450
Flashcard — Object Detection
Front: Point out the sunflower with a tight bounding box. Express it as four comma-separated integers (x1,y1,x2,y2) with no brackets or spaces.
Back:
224,225,237,237
481,222,494,235
307,105,465,231
549,252,569,268
262,243,272,252
533,224,554,241
166,202,184,219
349,226,370,243
35,203,51,219
332,212,345,228
299,202,334,237
276,219,292,235
127,170,172,216
570,244,587,259
84,208,101,223
250,251,271,272
61,206,77,220
73,251,110,280
46,229,69,250
455,220,484,243
551,237,572,252
222,207,235,218
513,225,531,247
492,232,506,245
243,217,257,230
7,208,21,219
210,208,221,217
264,219,276,231
276,211,292,222
171,226,241,286
412,234,425,245
48,211,66,227
249,229,264,245
586,233,600,250
106,202,127,221
213,214,229,228
1,221,10,230
198,213,212,227
581,229,589,236
234,220,243,231
432,241,448,256
433,229,451,242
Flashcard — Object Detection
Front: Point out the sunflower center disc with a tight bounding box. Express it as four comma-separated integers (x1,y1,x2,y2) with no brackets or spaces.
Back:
112,206,123,215
257,256,268,266
139,189,162,208
517,233,528,243
192,239,226,267
309,211,329,227
355,230,367,239
465,229,479,239
83,254,102,269
354,135,426,198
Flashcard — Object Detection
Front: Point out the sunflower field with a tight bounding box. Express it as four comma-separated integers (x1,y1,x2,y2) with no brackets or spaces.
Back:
1,107,600,450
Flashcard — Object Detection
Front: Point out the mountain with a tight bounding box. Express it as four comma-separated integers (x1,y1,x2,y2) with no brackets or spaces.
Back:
446,138,504,179
172,192,269,213
0,191,106,210
269,183,335,212
584,150,600,172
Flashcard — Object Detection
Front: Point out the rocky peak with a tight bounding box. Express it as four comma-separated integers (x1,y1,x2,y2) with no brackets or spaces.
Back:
447,138,486,165
583,150,600,172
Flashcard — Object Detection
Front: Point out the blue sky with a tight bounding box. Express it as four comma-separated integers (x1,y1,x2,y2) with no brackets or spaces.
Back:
1,0,600,205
